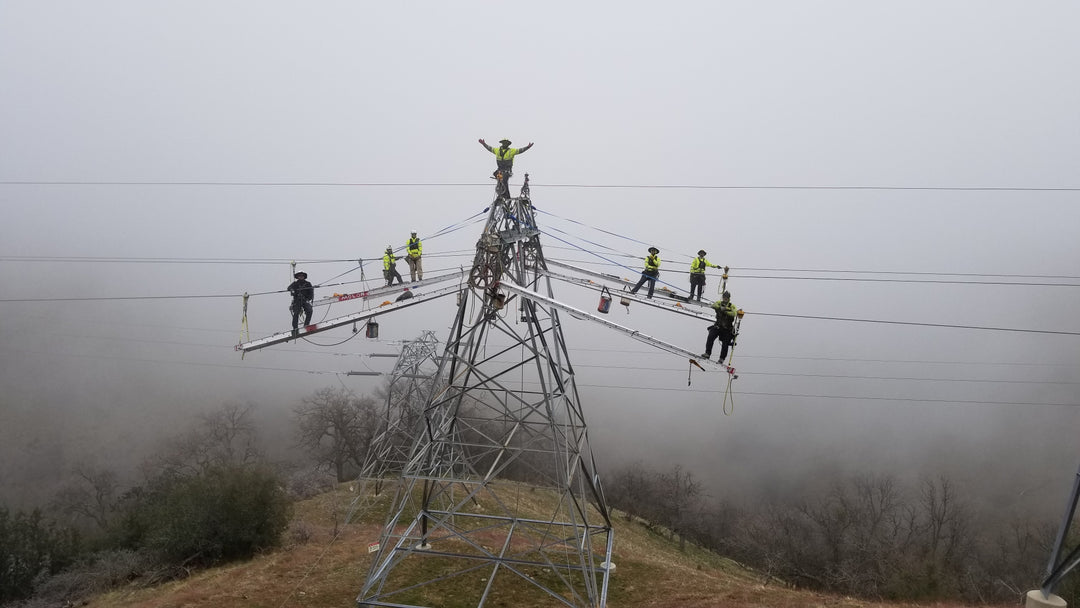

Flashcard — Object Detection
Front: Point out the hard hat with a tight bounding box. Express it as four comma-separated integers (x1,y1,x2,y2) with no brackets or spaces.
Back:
386,245,393,251
499,138,511,145
410,229,417,234
698,250,707,256
722,291,731,299
648,246,659,254
294,271,307,279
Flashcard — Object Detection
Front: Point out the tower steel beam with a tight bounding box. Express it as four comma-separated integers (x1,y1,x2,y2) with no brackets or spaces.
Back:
351,330,445,517
358,183,615,608
235,280,463,353
314,271,466,308
538,266,715,322
498,278,724,369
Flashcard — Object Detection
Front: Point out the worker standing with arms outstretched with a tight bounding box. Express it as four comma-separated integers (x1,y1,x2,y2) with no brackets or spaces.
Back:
479,138,533,197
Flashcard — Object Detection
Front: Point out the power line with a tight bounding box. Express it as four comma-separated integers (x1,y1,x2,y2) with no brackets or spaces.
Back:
521,380,1080,406
0,293,249,303
8,322,1072,369
728,390,1080,408
6,328,1075,383
5,253,1075,285
734,267,1080,281
569,364,1080,385
3,179,1079,192
0,348,336,375
0,251,478,265
0,256,349,265
3,347,1075,406
751,311,1080,336
544,258,1080,286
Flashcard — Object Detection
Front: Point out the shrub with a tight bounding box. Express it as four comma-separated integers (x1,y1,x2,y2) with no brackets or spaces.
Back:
0,506,79,603
27,548,162,605
285,468,338,500
119,465,292,567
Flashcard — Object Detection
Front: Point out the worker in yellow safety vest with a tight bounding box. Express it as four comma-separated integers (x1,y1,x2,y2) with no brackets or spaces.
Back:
701,291,737,363
383,246,404,287
405,230,423,282
689,249,720,301
629,247,661,299
479,138,533,196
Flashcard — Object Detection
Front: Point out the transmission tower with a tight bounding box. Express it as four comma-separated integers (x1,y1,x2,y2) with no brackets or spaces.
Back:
351,331,444,515
358,178,615,608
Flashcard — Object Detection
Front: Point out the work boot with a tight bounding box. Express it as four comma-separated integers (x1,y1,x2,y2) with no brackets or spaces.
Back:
699,353,710,359
292,328,299,337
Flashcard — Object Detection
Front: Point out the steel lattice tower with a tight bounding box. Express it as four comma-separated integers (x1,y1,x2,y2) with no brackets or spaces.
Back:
358,179,615,608
352,330,444,514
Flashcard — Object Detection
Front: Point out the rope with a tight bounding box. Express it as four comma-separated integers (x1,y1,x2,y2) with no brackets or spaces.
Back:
239,293,250,342
721,316,743,415
537,226,690,297
536,208,697,262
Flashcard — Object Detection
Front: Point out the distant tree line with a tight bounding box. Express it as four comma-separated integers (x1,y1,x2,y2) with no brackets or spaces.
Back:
7,385,1075,606
604,461,1078,604
1,388,385,606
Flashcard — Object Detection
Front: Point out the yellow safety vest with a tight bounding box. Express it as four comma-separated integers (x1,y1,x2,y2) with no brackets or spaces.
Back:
690,257,712,274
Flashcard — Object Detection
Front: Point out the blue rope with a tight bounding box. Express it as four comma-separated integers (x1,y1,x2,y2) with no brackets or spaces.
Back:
536,208,697,262
509,212,690,297
318,208,488,287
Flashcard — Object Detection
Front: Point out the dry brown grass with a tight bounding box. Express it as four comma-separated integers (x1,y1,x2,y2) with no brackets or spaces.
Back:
84,485,1007,608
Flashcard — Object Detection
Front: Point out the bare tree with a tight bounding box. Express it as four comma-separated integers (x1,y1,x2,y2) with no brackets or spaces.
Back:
146,402,263,478
915,475,974,595
50,464,119,530
656,465,703,551
605,461,659,522
294,387,379,482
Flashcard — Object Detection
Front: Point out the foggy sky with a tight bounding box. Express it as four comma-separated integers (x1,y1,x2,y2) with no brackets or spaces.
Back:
1,1,1078,518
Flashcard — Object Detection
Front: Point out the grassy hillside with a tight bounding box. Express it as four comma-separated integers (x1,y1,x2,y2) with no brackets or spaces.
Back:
86,484,1007,608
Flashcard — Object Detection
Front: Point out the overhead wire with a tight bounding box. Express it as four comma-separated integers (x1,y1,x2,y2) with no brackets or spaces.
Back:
3,346,1077,407
7,322,1074,369
542,256,1080,286
752,311,1080,336
5,253,1074,286
4,179,1079,192
5,327,1077,385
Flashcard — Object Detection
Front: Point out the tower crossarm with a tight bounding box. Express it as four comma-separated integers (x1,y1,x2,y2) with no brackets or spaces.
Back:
498,279,724,369
313,270,467,308
235,283,461,353
539,266,714,322
546,258,715,308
